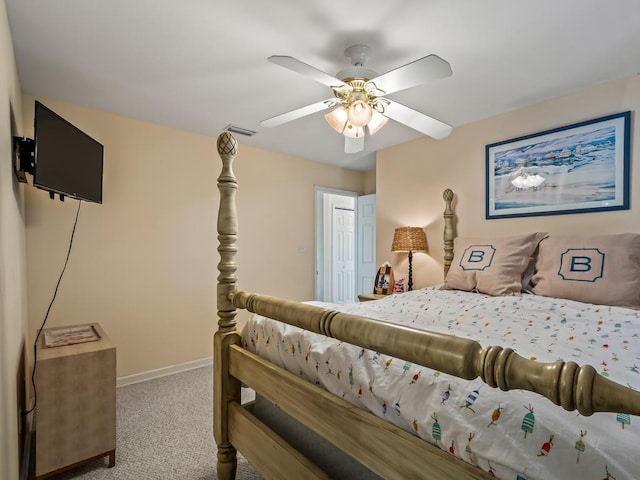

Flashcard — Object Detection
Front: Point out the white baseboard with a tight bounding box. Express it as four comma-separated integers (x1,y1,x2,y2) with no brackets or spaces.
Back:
117,357,213,388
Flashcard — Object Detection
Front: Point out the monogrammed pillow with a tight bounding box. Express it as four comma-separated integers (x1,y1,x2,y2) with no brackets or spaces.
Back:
531,233,640,308
443,232,547,296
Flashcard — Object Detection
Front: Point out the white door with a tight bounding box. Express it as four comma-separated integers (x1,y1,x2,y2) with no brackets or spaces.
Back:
331,206,355,303
356,194,376,295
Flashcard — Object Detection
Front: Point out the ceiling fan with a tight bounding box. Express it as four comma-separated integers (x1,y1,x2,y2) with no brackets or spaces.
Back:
261,45,453,154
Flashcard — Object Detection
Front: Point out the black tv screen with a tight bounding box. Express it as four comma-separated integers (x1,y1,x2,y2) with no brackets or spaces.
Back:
33,101,103,203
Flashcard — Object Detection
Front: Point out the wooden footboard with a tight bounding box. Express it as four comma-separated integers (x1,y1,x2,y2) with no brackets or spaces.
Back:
228,345,490,480
213,132,640,479
230,291,640,417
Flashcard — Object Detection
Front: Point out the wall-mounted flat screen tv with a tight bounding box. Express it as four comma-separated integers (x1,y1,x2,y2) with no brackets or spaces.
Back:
33,101,103,203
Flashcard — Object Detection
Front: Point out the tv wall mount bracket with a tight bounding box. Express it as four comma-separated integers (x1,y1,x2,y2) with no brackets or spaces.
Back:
13,135,35,184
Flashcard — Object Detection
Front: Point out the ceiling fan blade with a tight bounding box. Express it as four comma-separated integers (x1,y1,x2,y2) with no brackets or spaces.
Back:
370,55,452,95
344,136,365,154
268,55,349,89
261,99,337,128
383,100,452,139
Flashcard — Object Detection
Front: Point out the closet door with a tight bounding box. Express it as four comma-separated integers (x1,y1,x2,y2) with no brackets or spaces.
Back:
356,194,376,296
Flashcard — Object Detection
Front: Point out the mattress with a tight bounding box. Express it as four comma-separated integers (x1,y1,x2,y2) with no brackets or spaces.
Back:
241,287,640,480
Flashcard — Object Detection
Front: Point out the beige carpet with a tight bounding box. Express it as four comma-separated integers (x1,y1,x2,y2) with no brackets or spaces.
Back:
50,366,262,480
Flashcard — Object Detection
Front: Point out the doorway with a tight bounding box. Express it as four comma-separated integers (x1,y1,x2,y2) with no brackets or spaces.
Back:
315,187,376,303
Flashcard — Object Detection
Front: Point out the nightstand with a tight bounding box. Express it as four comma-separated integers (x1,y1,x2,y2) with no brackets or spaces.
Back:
357,293,389,302
35,323,116,479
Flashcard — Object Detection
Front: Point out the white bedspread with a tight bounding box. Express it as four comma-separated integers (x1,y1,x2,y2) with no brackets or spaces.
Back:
241,287,640,480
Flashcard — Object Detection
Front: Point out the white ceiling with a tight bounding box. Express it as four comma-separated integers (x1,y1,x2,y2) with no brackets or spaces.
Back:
5,0,640,171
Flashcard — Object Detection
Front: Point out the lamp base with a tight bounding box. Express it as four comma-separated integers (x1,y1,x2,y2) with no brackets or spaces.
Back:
408,250,414,291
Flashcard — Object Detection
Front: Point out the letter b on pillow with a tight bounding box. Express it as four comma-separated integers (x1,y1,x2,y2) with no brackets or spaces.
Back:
558,248,604,282
460,245,496,271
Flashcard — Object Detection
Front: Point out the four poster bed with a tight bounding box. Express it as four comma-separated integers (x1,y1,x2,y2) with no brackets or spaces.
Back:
213,132,640,480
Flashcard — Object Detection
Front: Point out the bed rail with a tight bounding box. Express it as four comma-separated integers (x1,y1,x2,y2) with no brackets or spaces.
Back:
231,290,640,417
227,344,490,480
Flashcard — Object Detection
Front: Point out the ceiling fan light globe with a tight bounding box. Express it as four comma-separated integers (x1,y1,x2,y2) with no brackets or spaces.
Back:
367,109,389,135
347,99,373,127
343,123,365,138
324,106,348,133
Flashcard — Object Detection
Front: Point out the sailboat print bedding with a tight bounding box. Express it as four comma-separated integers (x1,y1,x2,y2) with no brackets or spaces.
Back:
242,287,640,480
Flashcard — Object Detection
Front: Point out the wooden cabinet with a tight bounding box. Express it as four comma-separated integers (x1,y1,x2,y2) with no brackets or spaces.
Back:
35,323,116,479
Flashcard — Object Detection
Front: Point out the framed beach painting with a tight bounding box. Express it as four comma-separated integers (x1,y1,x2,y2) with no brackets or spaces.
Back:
485,111,631,219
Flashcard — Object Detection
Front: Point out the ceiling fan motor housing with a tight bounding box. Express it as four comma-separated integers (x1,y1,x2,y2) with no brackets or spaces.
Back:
336,44,378,82
336,66,378,83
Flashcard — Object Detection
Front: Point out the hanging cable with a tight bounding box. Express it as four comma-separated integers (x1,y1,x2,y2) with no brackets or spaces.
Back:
23,200,83,416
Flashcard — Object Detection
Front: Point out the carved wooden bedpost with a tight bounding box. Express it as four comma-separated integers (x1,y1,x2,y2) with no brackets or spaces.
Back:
442,189,455,277
213,132,241,480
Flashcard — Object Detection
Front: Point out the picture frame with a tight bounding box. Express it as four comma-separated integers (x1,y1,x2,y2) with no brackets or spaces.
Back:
485,111,631,219
44,325,101,348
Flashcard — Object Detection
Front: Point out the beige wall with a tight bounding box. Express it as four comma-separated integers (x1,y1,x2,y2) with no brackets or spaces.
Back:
377,75,640,290
0,0,27,478
363,169,376,195
22,96,366,378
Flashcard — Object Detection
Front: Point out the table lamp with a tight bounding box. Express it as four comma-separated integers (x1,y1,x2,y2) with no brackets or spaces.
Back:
391,227,428,291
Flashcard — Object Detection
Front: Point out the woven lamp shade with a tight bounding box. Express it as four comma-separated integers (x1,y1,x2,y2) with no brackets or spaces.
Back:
391,227,428,253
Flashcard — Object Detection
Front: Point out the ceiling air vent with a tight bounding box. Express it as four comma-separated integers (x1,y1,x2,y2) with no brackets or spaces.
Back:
224,124,257,137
